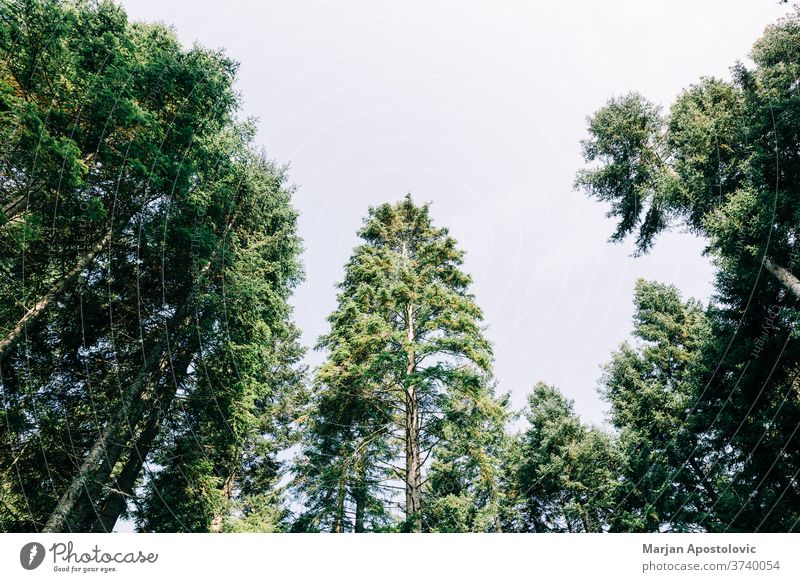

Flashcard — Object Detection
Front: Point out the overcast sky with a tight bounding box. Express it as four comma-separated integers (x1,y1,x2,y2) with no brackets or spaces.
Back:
120,0,790,427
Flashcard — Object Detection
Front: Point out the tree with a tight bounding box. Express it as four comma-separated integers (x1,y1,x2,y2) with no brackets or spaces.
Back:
576,11,800,531
500,383,617,533
424,387,508,532
600,280,719,531
575,10,800,298
291,364,394,533
132,146,306,533
294,196,502,532
0,0,304,533
0,0,238,363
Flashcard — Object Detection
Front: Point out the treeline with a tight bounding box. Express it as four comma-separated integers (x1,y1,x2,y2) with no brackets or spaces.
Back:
0,0,798,533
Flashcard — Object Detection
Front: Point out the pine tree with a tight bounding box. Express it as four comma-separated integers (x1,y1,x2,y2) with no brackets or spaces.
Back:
133,149,305,532
600,280,716,531
424,386,508,532
294,196,500,532
0,0,305,533
499,383,617,532
575,11,800,532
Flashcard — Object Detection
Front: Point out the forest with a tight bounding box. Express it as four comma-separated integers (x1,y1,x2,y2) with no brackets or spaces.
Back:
0,0,798,533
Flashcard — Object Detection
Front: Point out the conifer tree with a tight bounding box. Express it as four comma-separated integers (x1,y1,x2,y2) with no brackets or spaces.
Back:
424,386,508,532
576,10,800,532
500,383,617,532
600,280,716,532
0,0,305,533
295,196,502,532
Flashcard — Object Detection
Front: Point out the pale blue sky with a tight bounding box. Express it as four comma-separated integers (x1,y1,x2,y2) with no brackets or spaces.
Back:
119,0,790,426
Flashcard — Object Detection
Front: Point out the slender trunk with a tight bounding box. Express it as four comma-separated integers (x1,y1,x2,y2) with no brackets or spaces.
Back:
2,194,26,221
404,387,422,531
404,301,422,532
68,356,172,531
43,306,190,532
0,232,110,362
90,406,161,533
91,346,194,532
764,258,800,300
353,457,367,533
90,432,153,533
333,469,346,533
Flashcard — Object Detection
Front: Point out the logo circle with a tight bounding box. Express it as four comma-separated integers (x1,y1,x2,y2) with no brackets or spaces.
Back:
20,542,46,570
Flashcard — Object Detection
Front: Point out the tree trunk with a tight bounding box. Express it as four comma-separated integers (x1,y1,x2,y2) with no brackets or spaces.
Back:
404,301,422,532
91,345,195,532
209,471,236,533
333,470,346,533
90,408,161,533
404,387,422,531
68,348,178,531
42,306,190,532
2,194,27,222
353,458,367,533
67,329,199,531
764,258,800,300
0,232,110,362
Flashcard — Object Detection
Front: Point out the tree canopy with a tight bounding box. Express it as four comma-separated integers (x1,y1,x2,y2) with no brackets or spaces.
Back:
576,9,800,532
1,0,798,534
0,0,304,533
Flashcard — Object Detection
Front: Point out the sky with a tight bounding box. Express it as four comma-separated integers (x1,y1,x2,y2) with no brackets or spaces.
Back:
119,0,791,427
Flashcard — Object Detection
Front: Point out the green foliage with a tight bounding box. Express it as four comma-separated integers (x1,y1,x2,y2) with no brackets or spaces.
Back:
4,0,799,535
500,383,617,532
294,196,505,532
0,0,304,533
424,389,509,532
600,280,716,531
577,10,800,532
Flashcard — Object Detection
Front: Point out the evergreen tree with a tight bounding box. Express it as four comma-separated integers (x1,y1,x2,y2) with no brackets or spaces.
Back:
133,145,305,533
0,0,305,533
576,11,800,532
500,383,617,533
600,280,717,531
294,196,503,532
423,386,508,532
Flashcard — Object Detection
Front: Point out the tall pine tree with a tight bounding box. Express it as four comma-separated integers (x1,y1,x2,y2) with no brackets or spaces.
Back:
294,196,504,532
500,383,617,533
